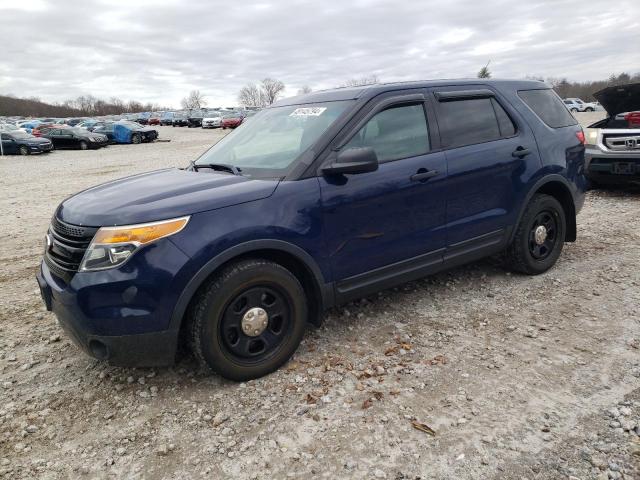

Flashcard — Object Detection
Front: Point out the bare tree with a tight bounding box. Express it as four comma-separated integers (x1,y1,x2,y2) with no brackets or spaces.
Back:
340,74,380,87
297,85,312,95
477,61,491,79
181,90,207,110
237,78,286,107
260,78,285,105
238,83,264,107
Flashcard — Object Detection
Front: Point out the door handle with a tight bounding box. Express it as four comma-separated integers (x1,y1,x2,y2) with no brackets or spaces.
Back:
410,169,439,182
512,147,531,158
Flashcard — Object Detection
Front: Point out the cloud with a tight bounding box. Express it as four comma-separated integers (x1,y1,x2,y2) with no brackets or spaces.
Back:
0,0,639,107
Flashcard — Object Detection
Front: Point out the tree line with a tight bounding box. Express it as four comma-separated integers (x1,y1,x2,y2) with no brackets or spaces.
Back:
477,64,640,102
0,94,166,118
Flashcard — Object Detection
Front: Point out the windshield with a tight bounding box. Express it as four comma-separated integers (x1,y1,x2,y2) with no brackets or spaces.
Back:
195,101,352,177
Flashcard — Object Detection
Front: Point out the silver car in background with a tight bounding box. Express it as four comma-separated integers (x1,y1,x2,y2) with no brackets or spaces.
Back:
202,113,224,128
584,83,640,186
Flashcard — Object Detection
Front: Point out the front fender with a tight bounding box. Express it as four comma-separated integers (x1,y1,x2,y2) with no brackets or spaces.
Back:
167,238,332,332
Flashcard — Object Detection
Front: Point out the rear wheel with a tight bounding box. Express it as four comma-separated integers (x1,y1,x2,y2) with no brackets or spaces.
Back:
19,145,30,156
188,259,308,381
505,194,566,275
570,108,578,113
79,141,88,150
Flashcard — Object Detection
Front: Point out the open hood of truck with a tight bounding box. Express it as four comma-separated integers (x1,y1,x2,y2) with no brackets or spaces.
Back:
594,83,640,117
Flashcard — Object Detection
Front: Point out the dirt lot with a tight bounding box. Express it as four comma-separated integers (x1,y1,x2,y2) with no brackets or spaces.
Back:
1,115,639,480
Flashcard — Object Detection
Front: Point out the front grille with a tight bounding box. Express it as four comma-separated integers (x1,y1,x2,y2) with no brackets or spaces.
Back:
604,134,640,152
45,218,98,281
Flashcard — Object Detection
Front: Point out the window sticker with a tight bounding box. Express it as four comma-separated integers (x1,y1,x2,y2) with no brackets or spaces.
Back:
290,107,327,117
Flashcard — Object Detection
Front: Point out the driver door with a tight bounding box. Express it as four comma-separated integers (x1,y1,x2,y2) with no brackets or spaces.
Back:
318,92,447,299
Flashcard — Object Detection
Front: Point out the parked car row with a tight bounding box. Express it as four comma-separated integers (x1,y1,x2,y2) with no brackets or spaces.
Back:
0,119,159,155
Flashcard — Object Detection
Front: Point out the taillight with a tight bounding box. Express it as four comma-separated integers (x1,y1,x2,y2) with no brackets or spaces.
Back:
576,129,585,145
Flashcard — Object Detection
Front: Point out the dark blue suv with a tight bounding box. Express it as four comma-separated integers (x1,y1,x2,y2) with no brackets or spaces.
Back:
37,80,587,380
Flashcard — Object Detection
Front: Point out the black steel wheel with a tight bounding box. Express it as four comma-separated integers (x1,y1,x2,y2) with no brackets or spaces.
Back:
528,210,558,260
506,194,566,275
220,286,292,363
188,258,308,381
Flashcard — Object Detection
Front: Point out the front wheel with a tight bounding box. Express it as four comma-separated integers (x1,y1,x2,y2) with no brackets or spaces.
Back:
188,259,308,381
585,107,594,112
505,194,566,275
79,141,88,150
131,134,141,144
19,145,30,156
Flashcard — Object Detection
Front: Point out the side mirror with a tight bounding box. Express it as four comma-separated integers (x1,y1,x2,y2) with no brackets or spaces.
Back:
322,147,379,175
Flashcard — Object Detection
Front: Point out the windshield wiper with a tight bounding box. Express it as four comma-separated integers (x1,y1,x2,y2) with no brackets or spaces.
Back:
189,161,242,176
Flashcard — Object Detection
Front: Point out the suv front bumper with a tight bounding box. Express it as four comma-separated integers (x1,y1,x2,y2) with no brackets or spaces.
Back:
585,145,640,185
35,239,192,367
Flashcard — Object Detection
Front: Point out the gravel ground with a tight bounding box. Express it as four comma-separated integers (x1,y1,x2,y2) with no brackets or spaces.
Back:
1,116,639,480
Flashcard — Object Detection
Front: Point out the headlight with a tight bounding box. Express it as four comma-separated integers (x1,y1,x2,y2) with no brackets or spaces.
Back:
79,216,189,271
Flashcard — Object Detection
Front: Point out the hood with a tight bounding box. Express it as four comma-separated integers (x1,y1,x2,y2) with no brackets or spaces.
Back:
56,168,279,226
27,137,52,144
594,83,640,117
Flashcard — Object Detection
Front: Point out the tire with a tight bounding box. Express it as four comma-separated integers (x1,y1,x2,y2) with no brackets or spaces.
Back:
505,194,566,275
570,108,578,113
79,141,88,150
585,107,594,112
19,145,30,156
131,134,141,144
188,259,308,381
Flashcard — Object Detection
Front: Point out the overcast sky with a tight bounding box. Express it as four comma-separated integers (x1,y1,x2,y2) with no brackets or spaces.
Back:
1,0,639,108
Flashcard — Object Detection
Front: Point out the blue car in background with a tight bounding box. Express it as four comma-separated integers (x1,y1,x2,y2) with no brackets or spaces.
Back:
38,79,587,381
18,120,41,133
161,111,175,126
93,120,158,144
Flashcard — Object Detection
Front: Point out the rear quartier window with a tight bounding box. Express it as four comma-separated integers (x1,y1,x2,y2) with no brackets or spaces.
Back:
437,97,516,148
518,89,577,128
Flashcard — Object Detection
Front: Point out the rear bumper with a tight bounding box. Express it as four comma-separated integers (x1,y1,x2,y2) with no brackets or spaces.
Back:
585,146,640,184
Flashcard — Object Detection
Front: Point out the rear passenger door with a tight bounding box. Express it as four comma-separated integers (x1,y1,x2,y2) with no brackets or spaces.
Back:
431,87,541,255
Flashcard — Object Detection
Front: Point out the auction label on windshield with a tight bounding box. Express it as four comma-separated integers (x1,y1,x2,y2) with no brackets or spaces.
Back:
290,107,327,117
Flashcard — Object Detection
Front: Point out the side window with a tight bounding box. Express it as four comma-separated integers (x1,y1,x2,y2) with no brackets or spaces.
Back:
492,98,516,137
518,89,578,128
437,98,502,148
343,104,429,162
